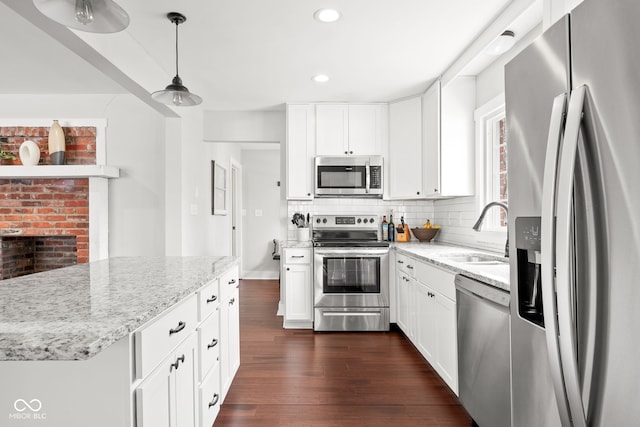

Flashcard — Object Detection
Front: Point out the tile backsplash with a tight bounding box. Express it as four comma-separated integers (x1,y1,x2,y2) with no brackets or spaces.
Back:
287,198,435,240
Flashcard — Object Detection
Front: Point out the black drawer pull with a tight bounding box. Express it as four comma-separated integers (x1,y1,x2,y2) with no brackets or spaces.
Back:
169,321,186,335
291,255,305,258
207,338,219,349
208,394,220,408
206,295,217,303
407,265,414,269
397,260,404,264
229,298,235,305
228,279,236,285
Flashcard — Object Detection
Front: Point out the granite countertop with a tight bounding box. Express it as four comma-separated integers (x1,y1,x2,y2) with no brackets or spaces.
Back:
393,242,510,292
280,240,313,248
0,256,238,361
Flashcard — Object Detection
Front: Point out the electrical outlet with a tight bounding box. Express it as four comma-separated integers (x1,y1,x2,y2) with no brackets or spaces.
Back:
190,204,198,215
255,209,263,217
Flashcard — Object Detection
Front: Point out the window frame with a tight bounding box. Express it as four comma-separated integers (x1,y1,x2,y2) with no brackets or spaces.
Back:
474,94,508,232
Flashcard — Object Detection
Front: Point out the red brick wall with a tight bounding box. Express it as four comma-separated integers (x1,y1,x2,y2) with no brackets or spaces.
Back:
0,125,96,266
0,126,96,165
0,236,77,279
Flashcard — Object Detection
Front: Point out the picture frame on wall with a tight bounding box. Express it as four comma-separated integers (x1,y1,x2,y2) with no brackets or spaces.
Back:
212,160,227,215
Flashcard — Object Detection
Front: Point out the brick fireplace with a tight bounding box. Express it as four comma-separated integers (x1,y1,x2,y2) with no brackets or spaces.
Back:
0,124,96,279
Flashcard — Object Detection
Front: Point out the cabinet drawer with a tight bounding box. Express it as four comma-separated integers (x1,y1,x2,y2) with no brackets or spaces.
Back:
220,265,240,298
415,261,456,300
198,309,220,381
283,248,311,264
198,279,220,322
199,364,221,427
396,253,416,276
135,294,198,380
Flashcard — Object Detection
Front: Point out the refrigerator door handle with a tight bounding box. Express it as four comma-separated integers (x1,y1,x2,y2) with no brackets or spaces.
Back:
555,85,588,427
541,92,573,427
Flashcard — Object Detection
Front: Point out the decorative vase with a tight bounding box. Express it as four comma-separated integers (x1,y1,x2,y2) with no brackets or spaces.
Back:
48,119,65,165
19,140,41,166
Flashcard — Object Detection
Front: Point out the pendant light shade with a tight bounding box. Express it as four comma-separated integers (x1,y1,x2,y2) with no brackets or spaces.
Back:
151,12,202,107
32,0,130,33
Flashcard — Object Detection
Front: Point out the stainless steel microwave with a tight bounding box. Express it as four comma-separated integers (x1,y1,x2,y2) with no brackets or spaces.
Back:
314,156,383,198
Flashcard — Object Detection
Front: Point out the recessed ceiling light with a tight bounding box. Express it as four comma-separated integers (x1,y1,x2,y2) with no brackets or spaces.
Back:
314,8,341,23
312,74,330,83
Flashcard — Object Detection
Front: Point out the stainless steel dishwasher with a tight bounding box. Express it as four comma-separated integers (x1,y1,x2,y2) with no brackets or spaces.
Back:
455,274,511,427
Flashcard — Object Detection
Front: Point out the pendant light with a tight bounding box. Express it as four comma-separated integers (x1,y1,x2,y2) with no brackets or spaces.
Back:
32,0,130,33
151,12,202,107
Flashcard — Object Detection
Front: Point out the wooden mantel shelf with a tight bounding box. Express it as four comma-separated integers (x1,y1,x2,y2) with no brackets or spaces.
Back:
0,165,120,179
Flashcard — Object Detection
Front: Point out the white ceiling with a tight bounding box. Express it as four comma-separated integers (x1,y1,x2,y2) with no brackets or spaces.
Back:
1,0,542,111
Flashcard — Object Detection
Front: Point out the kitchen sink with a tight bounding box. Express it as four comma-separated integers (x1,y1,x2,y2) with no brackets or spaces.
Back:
439,254,508,265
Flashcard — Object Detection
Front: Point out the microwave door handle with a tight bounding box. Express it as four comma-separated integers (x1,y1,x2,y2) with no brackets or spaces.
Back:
365,161,371,194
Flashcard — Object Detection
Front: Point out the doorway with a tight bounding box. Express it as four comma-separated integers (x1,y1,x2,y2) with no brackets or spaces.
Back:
230,159,242,275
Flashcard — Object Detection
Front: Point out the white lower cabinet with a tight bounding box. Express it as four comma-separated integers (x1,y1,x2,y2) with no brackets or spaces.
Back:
282,247,313,329
199,363,221,427
395,252,459,395
220,267,240,401
415,281,436,363
434,291,458,392
136,264,240,427
396,271,414,338
136,332,198,427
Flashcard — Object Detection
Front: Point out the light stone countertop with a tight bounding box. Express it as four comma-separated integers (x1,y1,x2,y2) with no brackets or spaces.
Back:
392,242,510,292
280,240,313,248
0,256,238,361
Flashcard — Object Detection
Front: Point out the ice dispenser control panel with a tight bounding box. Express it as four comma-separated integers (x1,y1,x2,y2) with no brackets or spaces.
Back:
515,217,544,328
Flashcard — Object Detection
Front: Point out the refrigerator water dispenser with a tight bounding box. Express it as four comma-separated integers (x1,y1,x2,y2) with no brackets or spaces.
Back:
515,217,544,327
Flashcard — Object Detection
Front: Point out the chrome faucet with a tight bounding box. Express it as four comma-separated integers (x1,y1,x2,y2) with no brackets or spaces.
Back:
473,201,509,258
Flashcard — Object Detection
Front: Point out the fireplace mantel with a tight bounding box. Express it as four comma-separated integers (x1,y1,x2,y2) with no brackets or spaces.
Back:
0,164,119,179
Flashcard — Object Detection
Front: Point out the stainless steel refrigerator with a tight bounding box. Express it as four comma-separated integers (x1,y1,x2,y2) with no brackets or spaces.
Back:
506,0,640,425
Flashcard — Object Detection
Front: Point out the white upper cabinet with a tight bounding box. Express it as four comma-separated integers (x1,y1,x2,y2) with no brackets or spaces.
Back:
422,77,476,198
316,104,348,155
347,104,386,155
286,104,316,200
316,104,387,156
422,82,441,196
388,96,423,198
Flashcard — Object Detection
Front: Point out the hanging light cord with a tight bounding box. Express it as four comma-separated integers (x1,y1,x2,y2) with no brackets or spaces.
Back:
174,19,180,77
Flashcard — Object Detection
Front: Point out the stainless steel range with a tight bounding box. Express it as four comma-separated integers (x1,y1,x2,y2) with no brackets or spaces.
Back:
312,214,390,332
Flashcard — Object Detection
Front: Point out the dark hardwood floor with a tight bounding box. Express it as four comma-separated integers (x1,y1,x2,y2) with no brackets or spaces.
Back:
215,279,471,426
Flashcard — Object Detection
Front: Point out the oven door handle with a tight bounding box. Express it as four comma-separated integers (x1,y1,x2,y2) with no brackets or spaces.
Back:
314,248,389,256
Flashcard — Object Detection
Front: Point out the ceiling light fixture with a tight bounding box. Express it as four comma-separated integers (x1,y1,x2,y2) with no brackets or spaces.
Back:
313,8,341,23
485,30,516,56
312,74,330,83
32,0,130,33
151,12,202,107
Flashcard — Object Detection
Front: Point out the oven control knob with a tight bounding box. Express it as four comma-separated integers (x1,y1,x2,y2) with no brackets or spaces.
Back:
322,218,327,224
316,218,321,224
363,218,368,223
357,218,362,224
370,218,375,224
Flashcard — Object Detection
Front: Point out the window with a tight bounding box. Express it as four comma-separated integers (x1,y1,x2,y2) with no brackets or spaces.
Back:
475,95,508,230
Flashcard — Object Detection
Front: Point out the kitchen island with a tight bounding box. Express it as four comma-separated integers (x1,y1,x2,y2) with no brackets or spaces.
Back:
0,256,240,427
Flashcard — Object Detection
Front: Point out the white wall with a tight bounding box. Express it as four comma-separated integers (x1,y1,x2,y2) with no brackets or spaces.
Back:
0,93,167,257
178,107,243,257
241,150,281,279
204,111,285,143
